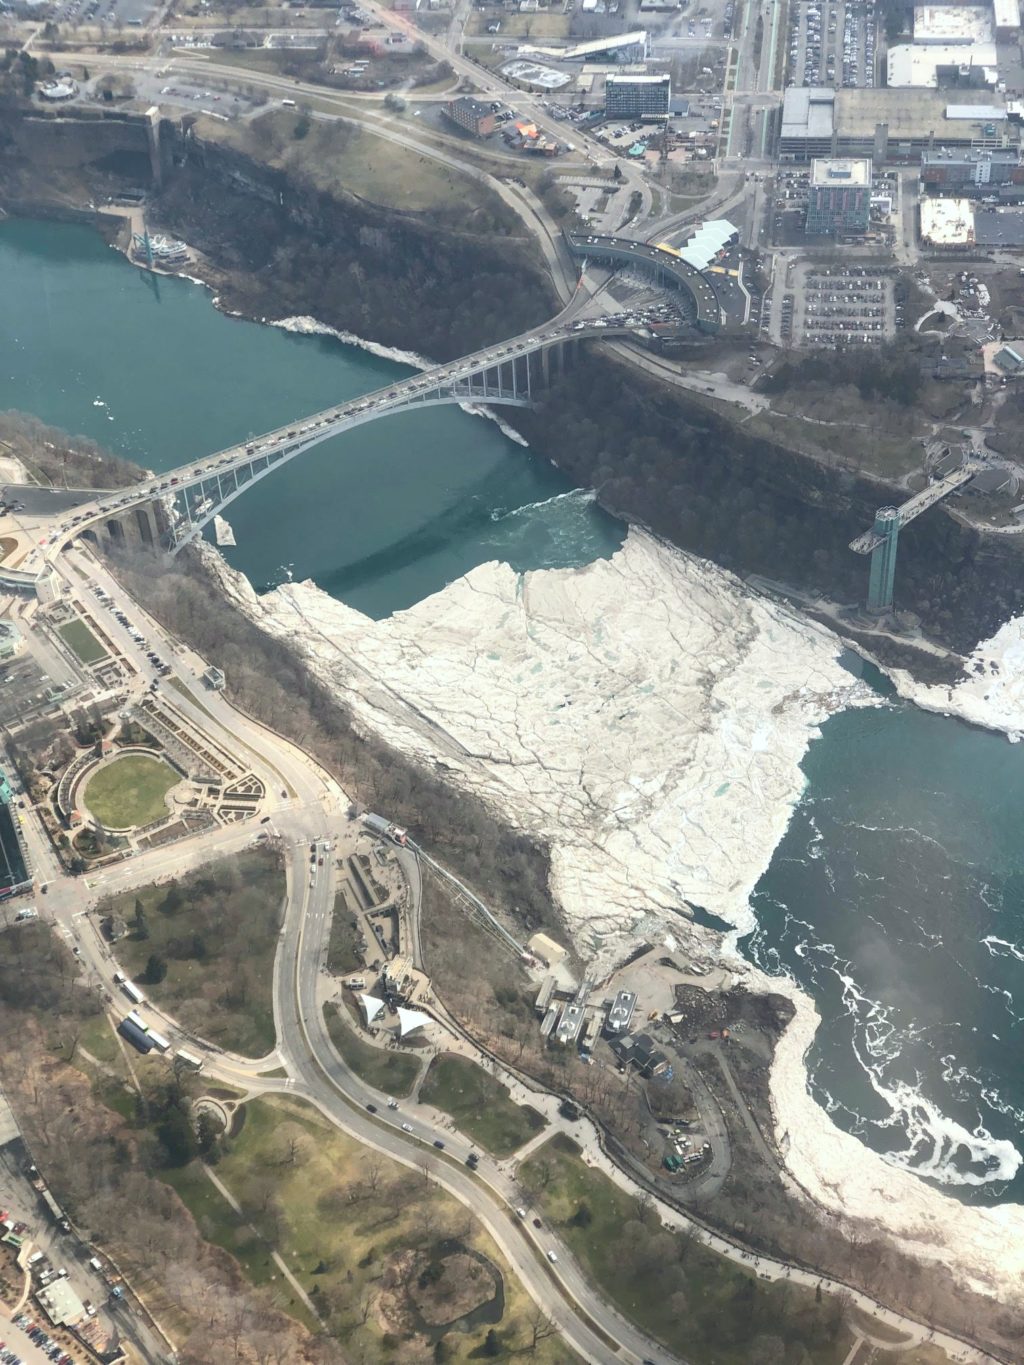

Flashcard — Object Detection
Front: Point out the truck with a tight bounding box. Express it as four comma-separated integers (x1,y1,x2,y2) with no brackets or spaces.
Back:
362,812,409,847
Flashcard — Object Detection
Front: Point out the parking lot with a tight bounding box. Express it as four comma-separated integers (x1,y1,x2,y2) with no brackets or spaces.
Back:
789,263,897,347
52,0,158,29
786,0,876,88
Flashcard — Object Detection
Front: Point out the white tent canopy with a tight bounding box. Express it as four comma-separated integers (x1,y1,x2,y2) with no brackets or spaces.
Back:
359,994,386,1025
396,1007,431,1038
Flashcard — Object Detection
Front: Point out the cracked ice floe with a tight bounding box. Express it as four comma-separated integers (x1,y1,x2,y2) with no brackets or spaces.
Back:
891,611,1024,740
234,530,877,965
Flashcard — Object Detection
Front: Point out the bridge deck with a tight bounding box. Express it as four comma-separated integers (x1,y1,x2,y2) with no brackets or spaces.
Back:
849,466,976,554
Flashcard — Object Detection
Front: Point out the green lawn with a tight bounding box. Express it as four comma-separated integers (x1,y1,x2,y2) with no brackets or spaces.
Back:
323,1002,421,1098
59,618,107,664
420,1053,546,1157
161,1097,576,1362
326,891,364,976
101,847,284,1057
520,1138,857,1365
83,753,178,829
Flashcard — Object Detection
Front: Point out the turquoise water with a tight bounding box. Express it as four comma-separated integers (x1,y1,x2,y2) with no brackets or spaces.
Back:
0,219,623,617
5,217,1024,1205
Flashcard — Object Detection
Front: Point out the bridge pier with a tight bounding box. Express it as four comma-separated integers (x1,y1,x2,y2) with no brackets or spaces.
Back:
866,508,900,614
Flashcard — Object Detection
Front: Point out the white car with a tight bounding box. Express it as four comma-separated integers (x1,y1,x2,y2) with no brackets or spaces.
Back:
401,1122,413,1132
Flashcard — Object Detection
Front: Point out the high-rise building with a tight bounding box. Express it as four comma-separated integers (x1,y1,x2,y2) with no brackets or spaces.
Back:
605,73,671,121
806,157,872,233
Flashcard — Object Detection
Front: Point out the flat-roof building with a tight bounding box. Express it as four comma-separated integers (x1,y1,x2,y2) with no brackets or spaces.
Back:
995,0,1021,38
807,157,872,233
442,96,496,138
913,6,993,44
521,30,648,61
605,73,671,121
780,86,1019,162
921,147,1024,185
920,196,976,245
887,42,997,89
974,207,1024,244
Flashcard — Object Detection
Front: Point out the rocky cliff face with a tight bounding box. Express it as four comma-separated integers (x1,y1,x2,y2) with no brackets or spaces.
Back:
153,133,556,361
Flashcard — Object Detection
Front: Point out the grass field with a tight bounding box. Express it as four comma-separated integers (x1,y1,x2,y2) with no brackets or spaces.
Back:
420,1053,546,1156
323,1001,421,1097
83,753,178,828
59,618,107,664
103,847,284,1057
520,1137,859,1365
162,1096,578,1361
326,891,364,976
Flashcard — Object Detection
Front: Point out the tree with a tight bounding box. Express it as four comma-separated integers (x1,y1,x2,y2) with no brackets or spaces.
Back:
481,1329,501,1357
144,952,167,984
524,1303,558,1354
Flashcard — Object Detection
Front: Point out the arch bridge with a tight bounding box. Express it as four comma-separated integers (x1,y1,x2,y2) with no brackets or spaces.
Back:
56,310,653,556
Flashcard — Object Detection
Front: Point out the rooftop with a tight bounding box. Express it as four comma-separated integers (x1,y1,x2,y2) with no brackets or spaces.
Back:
606,73,670,84
920,196,976,243
833,86,1008,138
780,85,835,141
913,6,993,44
887,41,997,88
994,0,1021,28
36,1280,86,1327
974,207,1024,244
810,156,872,185
450,96,494,119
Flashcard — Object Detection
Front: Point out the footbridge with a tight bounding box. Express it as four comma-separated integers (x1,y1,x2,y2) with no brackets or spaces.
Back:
850,462,978,613
42,310,653,558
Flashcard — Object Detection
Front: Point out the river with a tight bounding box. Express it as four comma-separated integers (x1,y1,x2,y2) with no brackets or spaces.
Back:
3,217,1024,1209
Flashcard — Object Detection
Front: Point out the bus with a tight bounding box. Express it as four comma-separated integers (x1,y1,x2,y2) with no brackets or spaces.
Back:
175,1048,204,1073
125,1010,148,1032
121,979,145,1005
148,1030,171,1053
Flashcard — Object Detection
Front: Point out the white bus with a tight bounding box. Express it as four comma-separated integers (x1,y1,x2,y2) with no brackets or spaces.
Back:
125,1010,148,1032
121,979,145,1005
175,1048,204,1073
148,1030,171,1053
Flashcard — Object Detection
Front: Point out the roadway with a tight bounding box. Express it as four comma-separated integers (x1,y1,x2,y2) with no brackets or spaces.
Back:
19,307,654,564
3,527,1001,1365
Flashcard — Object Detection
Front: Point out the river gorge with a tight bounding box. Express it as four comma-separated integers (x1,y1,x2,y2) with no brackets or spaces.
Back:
5,214,1024,1314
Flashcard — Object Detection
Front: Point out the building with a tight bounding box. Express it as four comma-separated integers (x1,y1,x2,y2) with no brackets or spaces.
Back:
605,73,671,121
0,622,23,661
913,6,993,44
35,1279,86,1328
442,97,496,138
673,218,739,268
202,665,225,690
609,1031,671,1077
780,86,1019,162
974,206,1024,244
995,0,1021,39
993,344,1024,372
520,30,648,62
806,157,872,233
920,196,976,245
886,42,997,89
921,147,1024,187
605,989,637,1035
528,931,566,967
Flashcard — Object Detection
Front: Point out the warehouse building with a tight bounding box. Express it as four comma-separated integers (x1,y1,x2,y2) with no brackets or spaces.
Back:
442,97,496,138
605,73,671,121
806,157,872,233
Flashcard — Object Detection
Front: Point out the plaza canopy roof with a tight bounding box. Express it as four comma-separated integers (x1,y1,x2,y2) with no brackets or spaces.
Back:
396,1007,431,1038
359,994,386,1024
677,219,739,270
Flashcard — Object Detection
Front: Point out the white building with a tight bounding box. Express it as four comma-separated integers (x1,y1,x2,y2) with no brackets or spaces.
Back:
913,6,993,44
994,0,1021,38
920,197,976,246
887,41,997,87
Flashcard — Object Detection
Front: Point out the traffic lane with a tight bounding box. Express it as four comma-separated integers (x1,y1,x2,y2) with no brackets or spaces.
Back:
282,889,665,1365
